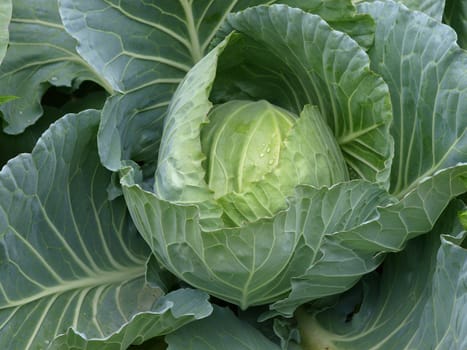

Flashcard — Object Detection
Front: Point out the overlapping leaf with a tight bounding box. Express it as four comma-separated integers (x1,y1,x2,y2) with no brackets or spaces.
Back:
49,289,212,350
296,201,467,350
0,0,465,349
124,160,398,310
0,0,111,134
60,0,372,94
270,165,467,316
155,5,392,206
59,0,374,172
0,111,210,348
120,4,430,313
59,0,245,171
218,5,393,185
125,3,467,314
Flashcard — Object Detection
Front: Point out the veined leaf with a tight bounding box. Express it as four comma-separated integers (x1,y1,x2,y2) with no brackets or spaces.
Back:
0,111,211,348
49,289,212,350
0,0,11,64
357,1,467,197
59,0,370,94
58,0,244,171
272,0,375,49
271,163,467,316
124,156,399,309
0,0,111,134
296,201,467,350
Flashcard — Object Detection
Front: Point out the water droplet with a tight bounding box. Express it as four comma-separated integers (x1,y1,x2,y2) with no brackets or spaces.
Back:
50,76,58,82
268,160,274,165
259,153,265,158
19,111,23,115
266,147,271,153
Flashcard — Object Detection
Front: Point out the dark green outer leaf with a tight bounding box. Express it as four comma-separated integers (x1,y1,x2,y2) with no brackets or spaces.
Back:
0,0,11,64
358,1,467,196
270,162,467,315
59,0,248,93
59,0,371,94
0,111,210,348
444,0,467,48
298,201,467,350
97,91,167,172
166,306,280,350
0,0,111,134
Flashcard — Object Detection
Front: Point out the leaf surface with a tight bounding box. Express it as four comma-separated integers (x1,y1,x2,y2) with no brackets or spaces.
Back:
358,1,467,196
0,0,11,64
59,0,251,171
0,0,110,134
49,289,212,350
0,111,210,348
297,201,467,350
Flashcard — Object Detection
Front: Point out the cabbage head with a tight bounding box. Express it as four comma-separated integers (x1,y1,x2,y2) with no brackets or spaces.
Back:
200,99,348,226
120,5,467,313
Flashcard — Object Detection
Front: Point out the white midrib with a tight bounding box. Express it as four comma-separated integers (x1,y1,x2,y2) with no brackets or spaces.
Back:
180,0,202,63
2,265,146,309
